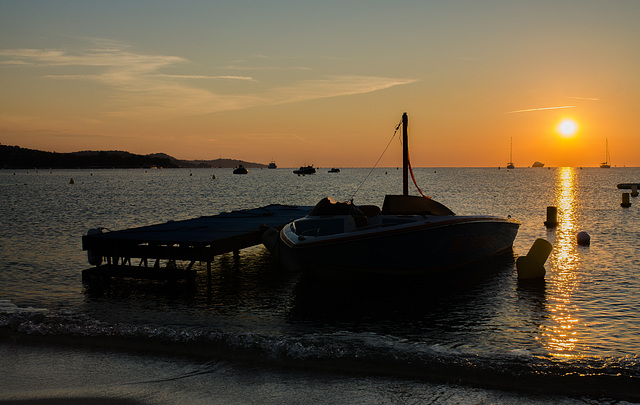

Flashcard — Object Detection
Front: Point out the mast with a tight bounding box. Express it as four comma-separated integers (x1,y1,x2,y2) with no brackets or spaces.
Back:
402,112,408,196
510,137,513,163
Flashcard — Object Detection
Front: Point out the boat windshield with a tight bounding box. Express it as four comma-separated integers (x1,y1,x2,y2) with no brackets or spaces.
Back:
293,218,348,236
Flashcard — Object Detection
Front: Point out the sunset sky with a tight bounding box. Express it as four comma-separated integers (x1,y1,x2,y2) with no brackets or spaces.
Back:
1,1,639,167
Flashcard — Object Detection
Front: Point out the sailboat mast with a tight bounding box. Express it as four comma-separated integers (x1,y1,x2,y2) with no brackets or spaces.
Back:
402,112,408,196
510,137,513,163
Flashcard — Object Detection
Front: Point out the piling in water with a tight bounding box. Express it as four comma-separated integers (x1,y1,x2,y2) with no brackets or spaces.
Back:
544,206,558,228
517,238,552,279
621,193,631,208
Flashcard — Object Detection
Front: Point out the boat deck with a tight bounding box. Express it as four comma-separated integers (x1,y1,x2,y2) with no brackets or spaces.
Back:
81,204,312,283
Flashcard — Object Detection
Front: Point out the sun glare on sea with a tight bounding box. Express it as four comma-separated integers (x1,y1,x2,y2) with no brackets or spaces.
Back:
557,119,578,138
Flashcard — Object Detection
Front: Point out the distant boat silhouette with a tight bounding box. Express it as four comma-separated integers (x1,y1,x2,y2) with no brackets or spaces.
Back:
233,165,248,174
506,137,515,169
600,139,611,168
532,161,544,167
268,161,277,169
293,165,316,175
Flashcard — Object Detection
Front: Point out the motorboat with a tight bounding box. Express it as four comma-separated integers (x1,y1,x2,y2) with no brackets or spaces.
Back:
262,113,520,275
233,165,248,174
532,161,544,168
268,161,277,169
294,165,316,175
328,168,341,173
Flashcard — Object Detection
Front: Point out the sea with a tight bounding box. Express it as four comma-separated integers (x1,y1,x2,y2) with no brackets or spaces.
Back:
1,166,639,404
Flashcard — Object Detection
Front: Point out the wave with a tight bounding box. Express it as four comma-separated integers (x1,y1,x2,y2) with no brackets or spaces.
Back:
1,301,639,402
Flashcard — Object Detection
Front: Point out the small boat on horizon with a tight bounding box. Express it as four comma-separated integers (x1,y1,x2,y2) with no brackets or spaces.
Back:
600,139,611,168
506,137,515,169
263,113,520,276
233,165,248,174
294,165,316,175
268,161,277,169
532,161,545,168
328,168,341,173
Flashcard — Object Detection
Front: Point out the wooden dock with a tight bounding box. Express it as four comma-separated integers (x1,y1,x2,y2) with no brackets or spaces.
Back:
81,204,312,283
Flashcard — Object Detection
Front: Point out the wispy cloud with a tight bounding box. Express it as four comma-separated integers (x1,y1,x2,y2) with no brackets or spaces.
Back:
506,105,576,114
0,42,417,119
149,74,256,81
566,96,600,101
270,75,418,104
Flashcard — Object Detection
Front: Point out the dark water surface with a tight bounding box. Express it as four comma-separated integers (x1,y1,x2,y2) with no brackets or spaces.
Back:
1,167,639,403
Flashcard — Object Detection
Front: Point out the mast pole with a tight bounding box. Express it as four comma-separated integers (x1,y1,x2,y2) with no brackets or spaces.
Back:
402,112,409,196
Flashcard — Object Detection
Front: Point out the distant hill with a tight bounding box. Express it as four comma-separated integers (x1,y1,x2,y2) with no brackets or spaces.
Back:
146,153,266,169
0,145,266,169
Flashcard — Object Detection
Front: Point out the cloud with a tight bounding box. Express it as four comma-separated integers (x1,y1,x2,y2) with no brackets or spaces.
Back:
566,96,600,101
506,105,576,114
149,74,256,81
0,43,417,119
269,75,418,104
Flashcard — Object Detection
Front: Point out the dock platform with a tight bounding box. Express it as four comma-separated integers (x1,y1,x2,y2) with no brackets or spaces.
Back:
81,204,312,283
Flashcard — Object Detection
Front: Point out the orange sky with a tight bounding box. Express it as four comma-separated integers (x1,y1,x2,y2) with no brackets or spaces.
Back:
1,1,639,167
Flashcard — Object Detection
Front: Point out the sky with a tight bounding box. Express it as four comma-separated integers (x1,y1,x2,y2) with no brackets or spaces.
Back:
1,0,639,167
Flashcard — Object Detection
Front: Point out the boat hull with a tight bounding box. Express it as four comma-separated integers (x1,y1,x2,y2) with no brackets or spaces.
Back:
271,216,519,275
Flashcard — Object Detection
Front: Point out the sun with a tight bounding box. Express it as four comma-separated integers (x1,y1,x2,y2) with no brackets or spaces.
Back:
558,119,578,138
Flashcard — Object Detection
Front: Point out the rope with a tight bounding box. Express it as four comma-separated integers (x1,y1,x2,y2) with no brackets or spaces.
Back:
398,125,431,199
349,117,403,201
407,151,430,199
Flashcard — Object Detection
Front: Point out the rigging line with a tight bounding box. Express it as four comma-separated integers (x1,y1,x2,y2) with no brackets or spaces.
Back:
349,117,403,201
398,126,430,198
407,151,430,198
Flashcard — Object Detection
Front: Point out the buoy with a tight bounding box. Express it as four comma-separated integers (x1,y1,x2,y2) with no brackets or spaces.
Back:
212,174,216,179
621,193,631,208
577,231,590,246
544,206,558,228
631,185,638,197
517,238,552,279
69,178,75,184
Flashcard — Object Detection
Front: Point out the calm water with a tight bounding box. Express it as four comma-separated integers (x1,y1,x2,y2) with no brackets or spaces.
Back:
1,167,639,404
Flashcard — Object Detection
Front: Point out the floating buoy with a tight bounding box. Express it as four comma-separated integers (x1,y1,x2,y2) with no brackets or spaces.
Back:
577,231,590,246
190,172,193,176
544,206,558,228
631,185,638,197
621,193,631,208
212,174,216,179
517,238,552,279
69,178,75,184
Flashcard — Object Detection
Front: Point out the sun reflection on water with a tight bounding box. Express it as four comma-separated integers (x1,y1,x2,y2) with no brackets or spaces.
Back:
540,167,582,358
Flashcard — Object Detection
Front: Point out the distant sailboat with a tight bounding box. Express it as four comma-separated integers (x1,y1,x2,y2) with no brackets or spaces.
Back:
600,139,611,168
506,137,515,169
